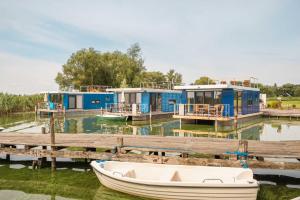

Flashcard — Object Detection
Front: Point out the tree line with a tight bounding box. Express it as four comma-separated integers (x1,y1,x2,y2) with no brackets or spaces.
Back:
258,83,300,97
0,93,43,115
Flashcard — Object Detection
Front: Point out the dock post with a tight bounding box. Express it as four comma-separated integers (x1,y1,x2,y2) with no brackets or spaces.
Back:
117,137,124,153
179,118,182,129
214,120,218,132
50,113,56,171
149,105,152,125
6,152,10,162
41,127,47,165
234,115,238,134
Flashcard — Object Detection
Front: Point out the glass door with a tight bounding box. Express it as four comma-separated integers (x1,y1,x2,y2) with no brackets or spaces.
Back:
68,95,76,109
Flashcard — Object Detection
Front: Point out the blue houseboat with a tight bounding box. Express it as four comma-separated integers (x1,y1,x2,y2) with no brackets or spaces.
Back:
106,87,183,120
173,83,261,125
38,86,114,115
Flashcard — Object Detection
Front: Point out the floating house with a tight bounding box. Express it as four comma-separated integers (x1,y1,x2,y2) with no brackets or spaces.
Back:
106,87,183,120
38,86,114,116
173,83,261,130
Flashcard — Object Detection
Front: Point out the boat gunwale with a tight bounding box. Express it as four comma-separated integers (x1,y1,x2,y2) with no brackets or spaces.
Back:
91,161,259,188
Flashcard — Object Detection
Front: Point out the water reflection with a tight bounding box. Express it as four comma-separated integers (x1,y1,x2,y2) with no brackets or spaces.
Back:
1,114,300,141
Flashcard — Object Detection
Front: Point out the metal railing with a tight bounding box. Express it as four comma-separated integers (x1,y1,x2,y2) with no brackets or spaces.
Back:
174,104,231,118
105,103,148,114
38,102,64,111
80,85,112,92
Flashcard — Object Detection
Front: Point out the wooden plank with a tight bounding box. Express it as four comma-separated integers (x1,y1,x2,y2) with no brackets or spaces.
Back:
1,147,299,170
0,132,299,158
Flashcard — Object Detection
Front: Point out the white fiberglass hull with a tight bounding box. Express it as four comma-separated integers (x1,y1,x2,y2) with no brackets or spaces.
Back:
91,161,258,200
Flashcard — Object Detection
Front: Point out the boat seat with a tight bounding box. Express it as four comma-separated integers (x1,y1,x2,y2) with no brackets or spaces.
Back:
112,168,135,178
124,169,136,178
159,170,182,182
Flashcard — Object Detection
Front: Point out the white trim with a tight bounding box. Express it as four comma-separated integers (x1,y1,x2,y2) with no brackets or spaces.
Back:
106,88,182,94
174,84,259,92
40,91,113,95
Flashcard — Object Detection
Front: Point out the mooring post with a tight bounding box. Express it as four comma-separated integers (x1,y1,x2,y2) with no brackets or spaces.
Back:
234,114,238,134
41,127,47,165
116,137,124,153
214,120,218,132
179,118,182,129
50,113,56,171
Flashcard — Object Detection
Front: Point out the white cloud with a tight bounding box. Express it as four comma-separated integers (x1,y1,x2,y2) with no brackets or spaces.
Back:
0,52,61,94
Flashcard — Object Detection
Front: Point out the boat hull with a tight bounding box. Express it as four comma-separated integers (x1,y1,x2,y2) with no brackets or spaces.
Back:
93,167,258,200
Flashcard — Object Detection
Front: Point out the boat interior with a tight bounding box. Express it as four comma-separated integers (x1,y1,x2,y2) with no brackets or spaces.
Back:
101,161,255,184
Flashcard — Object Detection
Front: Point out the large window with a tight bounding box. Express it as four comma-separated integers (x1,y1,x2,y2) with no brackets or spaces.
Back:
195,91,204,104
204,92,213,105
125,93,136,104
187,92,195,104
214,91,222,104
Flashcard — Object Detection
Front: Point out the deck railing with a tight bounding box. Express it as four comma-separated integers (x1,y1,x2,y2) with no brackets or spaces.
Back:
105,103,148,114
38,102,64,111
174,104,231,118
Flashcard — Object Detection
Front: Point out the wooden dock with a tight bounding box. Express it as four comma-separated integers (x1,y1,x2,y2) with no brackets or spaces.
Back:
263,109,300,119
0,133,300,169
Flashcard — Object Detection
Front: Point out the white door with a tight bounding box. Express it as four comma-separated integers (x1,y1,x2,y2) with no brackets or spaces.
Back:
76,95,83,109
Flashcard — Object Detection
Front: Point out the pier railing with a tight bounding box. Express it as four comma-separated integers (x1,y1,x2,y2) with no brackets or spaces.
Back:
174,104,230,118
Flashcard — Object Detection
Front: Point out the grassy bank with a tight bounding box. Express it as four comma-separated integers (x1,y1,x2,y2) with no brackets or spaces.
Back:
267,97,300,109
0,93,43,115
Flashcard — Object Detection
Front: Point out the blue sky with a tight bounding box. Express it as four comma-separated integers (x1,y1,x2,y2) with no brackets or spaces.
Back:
0,0,300,94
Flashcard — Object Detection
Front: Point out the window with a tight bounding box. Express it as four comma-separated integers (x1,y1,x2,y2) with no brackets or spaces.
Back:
214,91,222,104
195,91,204,104
105,96,110,101
187,92,195,104
247,96,253,106
168,99,176,104
91,100,100,104
204,91,213,105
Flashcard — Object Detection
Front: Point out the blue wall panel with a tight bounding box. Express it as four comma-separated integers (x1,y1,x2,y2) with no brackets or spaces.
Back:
63,93,69,109
181,91,187,104
221,89,234,117
161,93,181,112
141,92,150,113
83,93,114,110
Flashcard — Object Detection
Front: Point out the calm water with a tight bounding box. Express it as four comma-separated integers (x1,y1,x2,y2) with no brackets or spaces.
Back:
1,113,300,141
0,113,300,200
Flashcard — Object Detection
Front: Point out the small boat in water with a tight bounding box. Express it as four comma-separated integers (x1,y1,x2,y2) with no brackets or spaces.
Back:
91,161,258,200
96,114,128,121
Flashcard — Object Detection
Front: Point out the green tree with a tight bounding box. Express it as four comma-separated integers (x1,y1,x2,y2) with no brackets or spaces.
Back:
55,44,145,89
194,76,215,85
165,69,182,85
294,87,300,97
139,71,166,84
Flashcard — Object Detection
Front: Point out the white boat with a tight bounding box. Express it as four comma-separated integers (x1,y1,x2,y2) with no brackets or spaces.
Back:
96,114,128,121
91,161,259,200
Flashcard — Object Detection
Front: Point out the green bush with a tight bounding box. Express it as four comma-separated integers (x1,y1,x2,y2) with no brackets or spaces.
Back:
270,101,281,109
0,93,43,115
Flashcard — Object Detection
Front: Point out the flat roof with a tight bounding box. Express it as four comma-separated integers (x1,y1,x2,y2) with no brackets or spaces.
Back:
106,88,182,94
40,91,113,95
174,84,260,92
